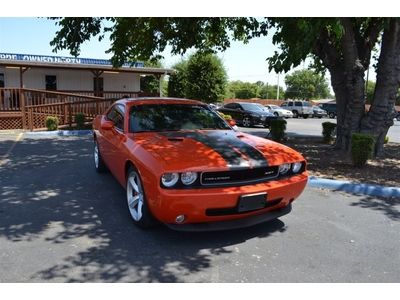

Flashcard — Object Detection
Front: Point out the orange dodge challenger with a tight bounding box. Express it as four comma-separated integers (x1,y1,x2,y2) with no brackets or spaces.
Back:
93,98,308,231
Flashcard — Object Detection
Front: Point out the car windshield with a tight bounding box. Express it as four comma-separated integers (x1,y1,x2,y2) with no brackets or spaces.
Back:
129,104,231,132
254,103,270,112
269,105,280,109
240,103,264,112
303,102,311,107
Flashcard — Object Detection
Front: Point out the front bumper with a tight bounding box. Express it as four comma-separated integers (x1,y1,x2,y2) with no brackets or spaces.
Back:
166,203,292,231
148,173,308,226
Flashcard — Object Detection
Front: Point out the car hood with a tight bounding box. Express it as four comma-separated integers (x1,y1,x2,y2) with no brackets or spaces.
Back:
129,130,304,172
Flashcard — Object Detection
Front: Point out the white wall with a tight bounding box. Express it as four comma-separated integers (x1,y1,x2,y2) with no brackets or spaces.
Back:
0,67,141,91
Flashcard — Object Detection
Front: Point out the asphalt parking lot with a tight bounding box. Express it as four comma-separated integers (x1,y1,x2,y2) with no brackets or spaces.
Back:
0,134,399,282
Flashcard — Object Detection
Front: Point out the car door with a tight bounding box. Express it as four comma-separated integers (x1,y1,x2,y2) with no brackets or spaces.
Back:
101,104,127,182
220,103,241,122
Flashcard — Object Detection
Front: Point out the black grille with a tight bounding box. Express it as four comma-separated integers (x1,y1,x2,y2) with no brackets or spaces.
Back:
201,166,279,186
206,198,283,216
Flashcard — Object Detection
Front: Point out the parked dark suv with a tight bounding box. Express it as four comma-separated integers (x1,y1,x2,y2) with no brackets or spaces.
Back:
318,102,337,118
218,102,278,127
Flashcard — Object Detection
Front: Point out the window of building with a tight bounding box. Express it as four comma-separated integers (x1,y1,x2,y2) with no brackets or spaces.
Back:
0,73,4,87
45,75,57,91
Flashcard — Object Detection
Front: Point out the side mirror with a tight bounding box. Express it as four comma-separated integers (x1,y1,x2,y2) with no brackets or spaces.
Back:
101,119,114,130
228,119,236,127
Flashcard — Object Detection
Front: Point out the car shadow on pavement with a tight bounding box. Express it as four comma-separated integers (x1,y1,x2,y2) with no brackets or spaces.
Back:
0,136,287,282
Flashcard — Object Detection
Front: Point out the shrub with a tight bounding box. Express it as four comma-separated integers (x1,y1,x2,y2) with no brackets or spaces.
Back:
75,113,86,129
351,133,375,167
270,119,287,142
45,116,59,131
384,136,389,144
218,112,232,120
322,122,337,143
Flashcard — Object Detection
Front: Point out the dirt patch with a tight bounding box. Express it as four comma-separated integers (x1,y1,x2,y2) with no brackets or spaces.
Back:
284,137,400,187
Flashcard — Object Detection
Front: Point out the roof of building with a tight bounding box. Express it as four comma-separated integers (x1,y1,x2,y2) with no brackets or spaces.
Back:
0,53,174,75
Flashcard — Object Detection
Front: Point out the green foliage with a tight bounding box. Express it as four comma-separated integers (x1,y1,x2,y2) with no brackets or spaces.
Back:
351,133,375,167
258,84,285,99
218,112,232,120
384,136,389,144
167,60,188,98
285,69,330,100
322,122,337,143
45,116,59,131
227,81,284,99
228,81,259,99
365,80,376,104
270,119,287,142
75,113,85,129
184,52,227,103
168,53,227,102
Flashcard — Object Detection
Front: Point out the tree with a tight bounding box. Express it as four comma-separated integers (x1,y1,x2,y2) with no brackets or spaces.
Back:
259,84,284,99
140,60,163,95
167,53,227,102
227,81,259,99
167,60,187,98
185,52,227,103
284,69,330,100
50,17,400,155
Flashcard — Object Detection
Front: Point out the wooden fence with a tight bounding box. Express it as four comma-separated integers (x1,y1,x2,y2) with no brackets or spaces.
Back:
0,88,114,130
0,88,159,130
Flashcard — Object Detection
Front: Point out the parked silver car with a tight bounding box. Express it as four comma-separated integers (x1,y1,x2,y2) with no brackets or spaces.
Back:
265,105,294,118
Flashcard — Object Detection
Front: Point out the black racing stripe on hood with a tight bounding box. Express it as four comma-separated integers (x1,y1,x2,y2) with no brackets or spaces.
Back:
160,131,268,169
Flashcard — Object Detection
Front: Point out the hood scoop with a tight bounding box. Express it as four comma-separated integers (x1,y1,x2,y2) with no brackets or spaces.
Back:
167,137,185,142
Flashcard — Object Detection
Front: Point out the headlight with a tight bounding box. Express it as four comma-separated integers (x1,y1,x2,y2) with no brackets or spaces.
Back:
181,172,198,185
161,173,179,187
279,163,291,174
292,162,303,173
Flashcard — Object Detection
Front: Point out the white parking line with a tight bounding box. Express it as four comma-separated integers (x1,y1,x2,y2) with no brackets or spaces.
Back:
0,132,23,167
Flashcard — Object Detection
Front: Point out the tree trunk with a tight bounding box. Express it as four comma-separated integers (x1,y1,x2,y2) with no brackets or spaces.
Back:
360,19,400,156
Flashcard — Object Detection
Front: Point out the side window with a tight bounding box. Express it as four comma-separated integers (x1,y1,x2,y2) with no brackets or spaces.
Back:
288,102,294,107
295,101,302,107
107,104,125,131
225,103,235,109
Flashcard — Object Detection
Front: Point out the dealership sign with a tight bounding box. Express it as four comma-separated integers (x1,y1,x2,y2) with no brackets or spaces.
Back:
0,53,144,68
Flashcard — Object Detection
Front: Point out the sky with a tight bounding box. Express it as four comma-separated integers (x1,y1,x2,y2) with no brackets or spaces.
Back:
0,17,377,92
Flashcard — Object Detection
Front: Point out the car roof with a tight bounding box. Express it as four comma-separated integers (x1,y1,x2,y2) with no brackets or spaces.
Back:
115,97,204,106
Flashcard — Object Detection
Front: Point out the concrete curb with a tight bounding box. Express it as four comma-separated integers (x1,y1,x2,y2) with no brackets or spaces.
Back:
24,130,93,137
308,176,400,198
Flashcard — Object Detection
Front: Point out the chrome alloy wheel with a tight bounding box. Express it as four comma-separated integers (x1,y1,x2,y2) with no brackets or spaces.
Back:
242,117,252,127
94,143,99,169
127,171,144,221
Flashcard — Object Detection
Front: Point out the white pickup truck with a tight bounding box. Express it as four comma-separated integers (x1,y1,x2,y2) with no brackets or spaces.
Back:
280,100,314,119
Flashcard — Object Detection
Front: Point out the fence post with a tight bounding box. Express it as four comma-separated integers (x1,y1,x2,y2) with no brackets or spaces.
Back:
68,103,72,129
28,107,33,131
20,89,27,129
63,102,68,126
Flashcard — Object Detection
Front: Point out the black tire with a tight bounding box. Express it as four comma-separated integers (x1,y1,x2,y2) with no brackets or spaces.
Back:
274,112,279,117
94,139,107,173
292,110,299,118
329,112,335,119
126,166,158,229
242,116,252,127
318,116,322,119
303,115,309,119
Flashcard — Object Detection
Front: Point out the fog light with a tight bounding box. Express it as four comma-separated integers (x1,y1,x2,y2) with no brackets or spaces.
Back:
175,214,186,224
